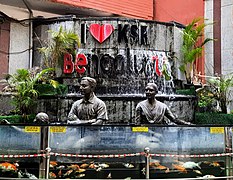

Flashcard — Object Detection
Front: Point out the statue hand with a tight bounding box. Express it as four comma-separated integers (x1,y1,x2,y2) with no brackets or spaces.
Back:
88,119,96,124
67,119,82,124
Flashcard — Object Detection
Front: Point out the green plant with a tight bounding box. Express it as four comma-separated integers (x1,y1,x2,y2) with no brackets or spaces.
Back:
207,74,233,113
5,68,56,115
196,85,215,111
195,112,233,125
38,26,80,70
180,17,214,84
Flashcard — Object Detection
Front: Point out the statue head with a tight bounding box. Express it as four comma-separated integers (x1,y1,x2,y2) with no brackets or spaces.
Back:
146,83,158,94
80,77,97,96
145,83,158,99
34,112,49,124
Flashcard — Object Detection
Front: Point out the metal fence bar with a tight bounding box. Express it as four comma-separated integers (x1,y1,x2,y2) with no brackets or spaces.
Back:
39,126,50,179
224,127,233,179
144,147,150,179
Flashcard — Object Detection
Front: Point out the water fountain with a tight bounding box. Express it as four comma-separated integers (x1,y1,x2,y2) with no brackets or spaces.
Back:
0,17,232,180
34,17,196,124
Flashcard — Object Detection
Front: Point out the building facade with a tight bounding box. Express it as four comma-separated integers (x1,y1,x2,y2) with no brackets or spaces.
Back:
0,0,205,89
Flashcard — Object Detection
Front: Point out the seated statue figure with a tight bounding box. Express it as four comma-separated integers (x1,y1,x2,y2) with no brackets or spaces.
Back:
135,82,193,125
67,77,108,125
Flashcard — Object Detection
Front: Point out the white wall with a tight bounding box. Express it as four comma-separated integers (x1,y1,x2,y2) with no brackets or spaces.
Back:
221,1,233,113
8,23,29,74
0,4,60,75
221,0,233,75
173,26,186,81
204,0,214,77
204,0,233,113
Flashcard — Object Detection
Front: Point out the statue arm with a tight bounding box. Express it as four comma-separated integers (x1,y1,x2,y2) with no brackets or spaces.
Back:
135,105,142,125
92,102,108,125
165,107,193,125
67,112,95,124
67,104,94,124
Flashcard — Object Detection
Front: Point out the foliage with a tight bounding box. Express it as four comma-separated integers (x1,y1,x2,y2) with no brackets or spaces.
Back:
198,95,214,108
196,85,216,113
5,67,56,115
196,74,233,114
0,114,35,123
207,74,233,113
38,26,80,70
35,83,68,96
195,113,233,125
176,87,196,95
180,17,214,84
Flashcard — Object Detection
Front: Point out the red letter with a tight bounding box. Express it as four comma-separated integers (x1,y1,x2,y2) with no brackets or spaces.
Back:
63,53,74,74
75,53,88,74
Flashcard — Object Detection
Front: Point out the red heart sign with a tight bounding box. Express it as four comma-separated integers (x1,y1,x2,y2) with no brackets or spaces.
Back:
89,24,114,43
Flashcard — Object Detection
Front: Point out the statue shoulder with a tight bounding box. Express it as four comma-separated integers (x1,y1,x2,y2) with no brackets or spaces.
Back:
136,100,147,108
156,100,167,108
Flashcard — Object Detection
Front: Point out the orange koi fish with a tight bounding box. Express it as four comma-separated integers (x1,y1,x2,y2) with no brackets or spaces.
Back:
0,162,17,171
172,164,187,173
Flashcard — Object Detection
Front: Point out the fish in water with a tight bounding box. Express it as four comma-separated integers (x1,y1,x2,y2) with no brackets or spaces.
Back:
182,161,201,170
56,165,65,170
193,170,202,175
96,167,103,171
201,174,215,179
80,163,89,168
63,169,73,177
99,163,110,168
57,169,62,178
49,161,58,168
124,177,131,180
172,164,187,173
210,161,220,167
123,163,134,168
107,172,112,178
150,162,168,170
67,164,80,170
76,173,85,178
89,163,98,169
49,172,56,179
0,162,17,171
76,168,86,173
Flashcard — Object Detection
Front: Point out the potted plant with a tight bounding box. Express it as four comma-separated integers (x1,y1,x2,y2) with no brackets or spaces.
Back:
179,17,214,85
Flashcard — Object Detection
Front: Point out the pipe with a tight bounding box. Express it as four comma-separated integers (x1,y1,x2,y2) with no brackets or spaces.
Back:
144,147,150,179
39,126,50,179
22,0,33,68
224,127,233,178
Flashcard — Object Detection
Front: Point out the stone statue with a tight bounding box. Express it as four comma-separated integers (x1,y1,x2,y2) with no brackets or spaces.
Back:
67,77,108,125
135,82,193,125
34,112,49,124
